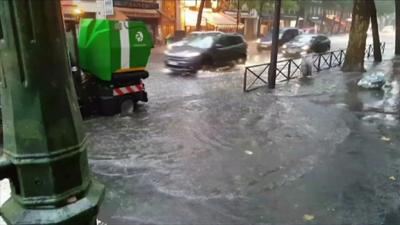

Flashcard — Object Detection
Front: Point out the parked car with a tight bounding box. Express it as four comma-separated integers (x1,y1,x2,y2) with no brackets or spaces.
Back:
257,28,300,52
164,33,247,73
281,34,331,58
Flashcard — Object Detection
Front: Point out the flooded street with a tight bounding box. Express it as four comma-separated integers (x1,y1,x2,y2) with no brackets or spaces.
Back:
85,38,400,224
0,34,398,225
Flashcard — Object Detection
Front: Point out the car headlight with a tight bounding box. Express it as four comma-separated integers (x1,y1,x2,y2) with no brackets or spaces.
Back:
302,45,310,50
282,44,287,49
185,52,201,57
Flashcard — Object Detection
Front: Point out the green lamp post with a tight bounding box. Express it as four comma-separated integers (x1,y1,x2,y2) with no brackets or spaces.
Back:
0,1,104,224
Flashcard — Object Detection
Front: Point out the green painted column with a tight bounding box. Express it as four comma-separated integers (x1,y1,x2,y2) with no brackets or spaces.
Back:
0,1,104,224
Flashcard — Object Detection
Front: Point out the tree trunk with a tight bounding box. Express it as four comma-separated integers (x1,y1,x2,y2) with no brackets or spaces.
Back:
196,0,206,31
330,10,336,34
395,0,400,55
369,0,382,62
236,0,240,32
337,9,344,34
342,0,370,72
320,8,326,33
296,1,305,28
256,1,265,37
303,3,308,28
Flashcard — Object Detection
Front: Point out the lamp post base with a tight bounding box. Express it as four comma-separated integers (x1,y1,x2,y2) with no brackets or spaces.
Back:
0,180,104,225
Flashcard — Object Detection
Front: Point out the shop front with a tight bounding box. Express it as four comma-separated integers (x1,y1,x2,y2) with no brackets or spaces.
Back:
183,8,243,33
107,0,161,44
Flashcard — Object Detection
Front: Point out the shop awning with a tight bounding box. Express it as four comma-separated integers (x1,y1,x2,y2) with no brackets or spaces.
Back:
203,11,243,28
184,9,243,28
114,7,160,19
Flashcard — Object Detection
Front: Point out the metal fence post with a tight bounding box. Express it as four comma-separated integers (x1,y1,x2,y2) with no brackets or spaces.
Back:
317,54,322,71
339,50,344,65
329,52,333,68
243,68,247,92
287,60,292,79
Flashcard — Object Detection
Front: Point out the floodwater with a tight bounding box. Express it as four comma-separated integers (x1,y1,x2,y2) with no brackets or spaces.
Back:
0,33,398,225
86,56,400,225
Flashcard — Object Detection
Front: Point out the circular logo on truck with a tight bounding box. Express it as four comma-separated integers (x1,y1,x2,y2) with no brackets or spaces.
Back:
135,31,144,43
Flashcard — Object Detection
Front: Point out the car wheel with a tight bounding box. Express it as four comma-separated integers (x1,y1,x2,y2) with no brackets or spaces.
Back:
238,55,247,64
201,56,213,71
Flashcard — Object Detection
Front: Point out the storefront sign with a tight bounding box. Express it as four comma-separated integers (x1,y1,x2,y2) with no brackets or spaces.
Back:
104,0,114,15
113,0,159,9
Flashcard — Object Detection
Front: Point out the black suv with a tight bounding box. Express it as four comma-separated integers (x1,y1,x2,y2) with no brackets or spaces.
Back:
164,32,247,73
257,28,300,52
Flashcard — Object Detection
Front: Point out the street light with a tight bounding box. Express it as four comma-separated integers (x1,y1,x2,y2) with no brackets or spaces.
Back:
0,1,104,224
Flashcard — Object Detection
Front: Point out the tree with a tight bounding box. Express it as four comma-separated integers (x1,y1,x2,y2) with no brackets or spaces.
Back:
196,0,206,31
295,0,306,28
369,0,382,62
342,0,370,72
396,0,400,55
268,0,282,89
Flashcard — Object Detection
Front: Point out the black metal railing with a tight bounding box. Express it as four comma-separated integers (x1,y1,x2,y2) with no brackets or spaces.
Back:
243,42,385,92
312,49,346,72
365,42,386,58
243,58,302,92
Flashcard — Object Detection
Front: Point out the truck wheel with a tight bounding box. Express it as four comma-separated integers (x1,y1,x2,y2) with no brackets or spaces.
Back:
120,98,134,115
133,101,139,111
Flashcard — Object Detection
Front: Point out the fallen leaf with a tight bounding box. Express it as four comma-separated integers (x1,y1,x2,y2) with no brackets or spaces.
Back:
303,214,315,221
245,150,253,155
381,136,391,142
389,176,396,181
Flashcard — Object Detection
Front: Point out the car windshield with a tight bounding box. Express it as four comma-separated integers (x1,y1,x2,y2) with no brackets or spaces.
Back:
293,35,316,43
186,36,215,49
264,30,285,40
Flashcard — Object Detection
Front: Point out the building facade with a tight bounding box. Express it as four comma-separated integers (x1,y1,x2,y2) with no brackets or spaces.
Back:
62,0,179,45
61,0,252,44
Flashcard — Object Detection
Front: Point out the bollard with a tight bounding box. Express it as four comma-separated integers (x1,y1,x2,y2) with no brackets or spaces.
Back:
0,1,104,224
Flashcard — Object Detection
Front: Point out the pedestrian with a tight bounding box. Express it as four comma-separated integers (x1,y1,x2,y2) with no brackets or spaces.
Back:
301,54,312,77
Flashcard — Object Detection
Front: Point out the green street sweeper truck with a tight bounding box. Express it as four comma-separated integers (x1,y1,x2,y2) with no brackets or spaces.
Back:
67,18,153,116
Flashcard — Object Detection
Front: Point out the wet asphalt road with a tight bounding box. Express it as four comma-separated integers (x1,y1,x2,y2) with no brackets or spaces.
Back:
83,34,400,225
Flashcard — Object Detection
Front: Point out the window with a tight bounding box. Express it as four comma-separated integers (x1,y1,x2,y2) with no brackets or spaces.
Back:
216,36,229,46
224,36,242,46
